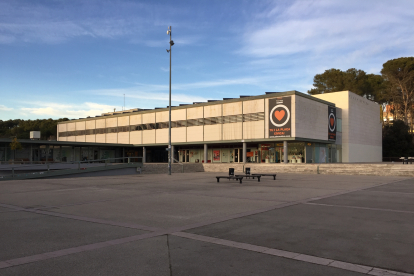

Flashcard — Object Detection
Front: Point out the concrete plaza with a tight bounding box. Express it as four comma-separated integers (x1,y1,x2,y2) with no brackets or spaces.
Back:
0,172,413,275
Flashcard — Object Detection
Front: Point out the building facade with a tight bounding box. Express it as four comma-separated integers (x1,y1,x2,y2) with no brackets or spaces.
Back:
56,90,382,163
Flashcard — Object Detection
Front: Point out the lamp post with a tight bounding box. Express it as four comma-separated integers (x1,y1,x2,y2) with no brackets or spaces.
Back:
166,26,174,175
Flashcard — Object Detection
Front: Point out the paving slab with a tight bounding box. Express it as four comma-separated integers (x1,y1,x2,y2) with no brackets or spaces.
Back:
367,178,414,193
186,203,414,274
0,236,170,276
310,190,414,212
0,186,157,209
178,185,343,202
0,211,146,261
168,235,365,276
54,192,282,228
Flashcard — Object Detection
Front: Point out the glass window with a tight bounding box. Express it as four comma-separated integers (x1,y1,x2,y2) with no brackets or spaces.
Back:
337,118,342,132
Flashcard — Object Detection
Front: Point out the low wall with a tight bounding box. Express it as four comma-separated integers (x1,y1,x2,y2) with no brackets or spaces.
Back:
143,163,414,177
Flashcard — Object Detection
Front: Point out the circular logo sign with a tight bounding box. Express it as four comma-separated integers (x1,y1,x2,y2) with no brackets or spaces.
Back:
270,104,290,127
329,112,336,132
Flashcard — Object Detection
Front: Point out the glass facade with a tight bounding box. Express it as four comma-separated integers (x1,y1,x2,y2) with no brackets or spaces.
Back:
178,141,339,164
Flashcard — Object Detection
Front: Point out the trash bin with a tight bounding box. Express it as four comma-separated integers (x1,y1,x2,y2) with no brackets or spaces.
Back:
245,167,250,175
229,168,234,176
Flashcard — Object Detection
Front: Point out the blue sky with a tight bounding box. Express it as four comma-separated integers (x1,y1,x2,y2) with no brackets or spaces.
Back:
1,0,413,120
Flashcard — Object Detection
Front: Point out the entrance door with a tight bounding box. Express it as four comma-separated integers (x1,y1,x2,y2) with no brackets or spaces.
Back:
234,149,239,163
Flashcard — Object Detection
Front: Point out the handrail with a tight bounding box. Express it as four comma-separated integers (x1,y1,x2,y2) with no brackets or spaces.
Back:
0,157,143,169
0,156,144,179
173,158,184,173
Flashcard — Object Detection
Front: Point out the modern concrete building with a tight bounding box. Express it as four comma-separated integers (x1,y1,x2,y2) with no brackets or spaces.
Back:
54,90,382,164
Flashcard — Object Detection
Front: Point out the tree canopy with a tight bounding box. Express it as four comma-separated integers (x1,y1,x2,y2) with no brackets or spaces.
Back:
308,68,385,102
380,57,414,124
0,118,69,140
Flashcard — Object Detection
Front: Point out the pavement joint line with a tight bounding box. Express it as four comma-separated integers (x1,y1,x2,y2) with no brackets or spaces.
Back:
304,202,414,214
361,190,414,195
170,232,414,276
166,190,290,203
0,202,162,232
0,230,172,269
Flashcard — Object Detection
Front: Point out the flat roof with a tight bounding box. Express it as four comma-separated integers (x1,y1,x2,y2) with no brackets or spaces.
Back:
0,138,133,147
58,91,336,124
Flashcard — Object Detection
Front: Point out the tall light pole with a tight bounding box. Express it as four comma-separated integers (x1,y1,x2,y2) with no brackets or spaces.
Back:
166,26,174,175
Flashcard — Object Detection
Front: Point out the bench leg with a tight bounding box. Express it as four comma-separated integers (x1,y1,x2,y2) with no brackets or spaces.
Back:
216,178,219,182
239,178,242,184
273,175,276,180
258,177,260,182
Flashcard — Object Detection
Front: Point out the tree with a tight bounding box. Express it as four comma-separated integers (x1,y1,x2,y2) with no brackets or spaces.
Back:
308,68,385,102
308,69,345,95
0,118,69,139
382,120,414,157
9,137,23,161
380,57,414,125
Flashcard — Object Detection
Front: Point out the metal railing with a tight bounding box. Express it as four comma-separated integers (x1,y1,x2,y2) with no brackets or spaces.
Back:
0,156,143,180
173,158,184,173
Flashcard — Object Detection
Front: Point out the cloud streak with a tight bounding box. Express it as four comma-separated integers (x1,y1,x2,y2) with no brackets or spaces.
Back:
238,0,414,68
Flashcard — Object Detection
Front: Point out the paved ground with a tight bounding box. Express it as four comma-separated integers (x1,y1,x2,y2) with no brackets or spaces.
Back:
0,172,413,275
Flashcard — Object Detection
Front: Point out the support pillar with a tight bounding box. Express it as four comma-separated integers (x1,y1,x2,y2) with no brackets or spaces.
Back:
73,146,76,163
283,141,288,163
30,144,33,164
59,146,62,162
243,142,247,164
45,145,49,164
122,147,125,163
204,144,208,163
143,147,146,163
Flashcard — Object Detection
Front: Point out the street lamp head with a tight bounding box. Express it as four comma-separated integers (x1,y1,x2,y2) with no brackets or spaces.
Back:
166,30,170,35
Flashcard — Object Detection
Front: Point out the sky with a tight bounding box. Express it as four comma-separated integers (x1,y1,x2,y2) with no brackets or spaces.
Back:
1,0,413,120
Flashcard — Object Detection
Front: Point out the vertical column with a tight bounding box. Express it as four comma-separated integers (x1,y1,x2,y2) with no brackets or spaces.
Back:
45,145,49,164
283,141,288,163
171,145,175,162
204,144,208,163
243,142,246,164
143,146,146,163
30,144,33,164
72,146,76,163
122,147,125,163
60,146,62,162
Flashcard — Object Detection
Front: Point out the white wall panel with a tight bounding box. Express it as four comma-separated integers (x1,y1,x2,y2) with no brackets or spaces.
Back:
130,131,142,144
143,130,156,144
223,102,242,116
187,126,203,142
204,125,221,141
118,133,130,144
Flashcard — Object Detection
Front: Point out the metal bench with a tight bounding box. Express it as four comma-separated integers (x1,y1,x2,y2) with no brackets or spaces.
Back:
216,176,243,184
251,173,277,180
235,174,261,182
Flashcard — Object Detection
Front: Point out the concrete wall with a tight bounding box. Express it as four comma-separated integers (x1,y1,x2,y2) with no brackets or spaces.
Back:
314,91,382,162
294,94,327,140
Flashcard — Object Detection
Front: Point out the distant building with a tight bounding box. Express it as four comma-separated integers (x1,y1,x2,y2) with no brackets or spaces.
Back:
54,90,382,163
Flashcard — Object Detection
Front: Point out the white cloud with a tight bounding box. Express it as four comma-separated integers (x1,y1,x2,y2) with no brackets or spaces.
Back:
239,0,414,62
0,105,13,111
20,102,121,119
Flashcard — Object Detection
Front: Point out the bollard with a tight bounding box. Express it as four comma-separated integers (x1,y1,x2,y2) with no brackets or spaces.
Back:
12,167,14,178
47,164,50,171
317,165,320,174
78,162,80,170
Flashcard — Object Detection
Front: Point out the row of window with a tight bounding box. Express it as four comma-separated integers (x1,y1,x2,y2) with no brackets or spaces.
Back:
59,112,265,137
